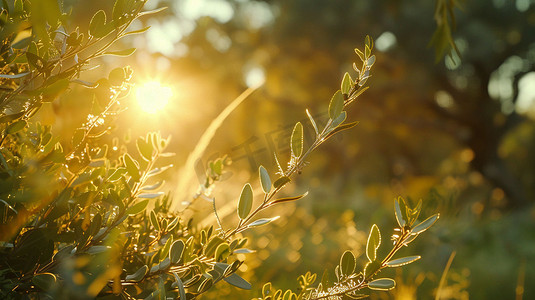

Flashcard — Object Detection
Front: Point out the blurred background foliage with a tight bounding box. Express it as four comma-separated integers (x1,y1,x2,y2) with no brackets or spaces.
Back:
30,0,535,299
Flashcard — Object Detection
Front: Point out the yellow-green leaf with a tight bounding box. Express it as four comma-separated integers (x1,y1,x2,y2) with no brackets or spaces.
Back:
291,122,303,158
237,183,253,220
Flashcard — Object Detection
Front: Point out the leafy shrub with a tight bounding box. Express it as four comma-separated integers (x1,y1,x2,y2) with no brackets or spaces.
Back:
0,0,438,299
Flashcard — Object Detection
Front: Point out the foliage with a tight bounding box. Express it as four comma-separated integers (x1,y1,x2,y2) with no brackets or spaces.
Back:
0,1,441,299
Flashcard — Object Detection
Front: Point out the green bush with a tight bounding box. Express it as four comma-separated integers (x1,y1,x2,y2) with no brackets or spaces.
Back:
0,1,438,299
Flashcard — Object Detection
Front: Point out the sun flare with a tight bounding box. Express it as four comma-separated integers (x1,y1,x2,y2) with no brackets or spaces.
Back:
135,81,173,114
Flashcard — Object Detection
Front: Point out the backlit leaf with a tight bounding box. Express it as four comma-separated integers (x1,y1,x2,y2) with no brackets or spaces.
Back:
126,199,148,215
386,256,421,267
340,250,356,276
103,48,136,57
368,278,396,291
329,90,344,120
237,183,253,220
306,109,319,136
223,273,252,290
366,224,381,262
248,216,280,227
123,153,140,181
259,165,271,193
125,265,148,282
341,72,353,95
170,240,185,264
291,122,303,158
411,214,439,235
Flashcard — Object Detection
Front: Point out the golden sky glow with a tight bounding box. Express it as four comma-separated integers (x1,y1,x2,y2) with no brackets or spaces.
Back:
135,81,173,114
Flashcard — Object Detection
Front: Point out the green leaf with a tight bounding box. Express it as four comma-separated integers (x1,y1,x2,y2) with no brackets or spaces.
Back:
354,48,365,62
365,45,371,58
330,111,347,130
141,181,164,191
197,277,213,293
169,240,185,264
394,197,408,227
0,72,30,79
108,67,125,86
230,246,254,253
340,250,356,276
160,236,174,261
366,224,381,262
173,272,187,300
328,90,344,120
87,245,111,254
248,216,280,227
324,121,359,140
262,282,272,297
269,192,308,206
204,236,224,257
137,192,164,199
341,72,353,95
386,256,421,268
367,55,376,67
122,26,151,37
103,48,136,57
126,199,148,215
291,122,304,158
89,10,108,38
123,153,140,181
306,109,319,136
411,214,440,235
32,273,56,290
158,277,166,300
6,120,27,134
364,260,381,279
273,176,291,189
237,183,253,220
150,211,159,231
259,165,271,193
107,168,126,182
139,6,168,17
368,278,396,291
125,265,148,282
214,242,230,261
223,273,252,290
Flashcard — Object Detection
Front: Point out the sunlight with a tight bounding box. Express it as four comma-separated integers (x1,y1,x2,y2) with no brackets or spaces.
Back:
135,81,173,114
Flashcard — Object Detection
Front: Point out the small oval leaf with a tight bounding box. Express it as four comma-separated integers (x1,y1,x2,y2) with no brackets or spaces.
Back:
341,72,353,95
89,10,106,38
125,265,148,282
328,90,344,120
386,256,421,268
126,199,148,216
248,216,280,228
170,240,185,264
223,273,252,290
411,213,440,235
123,153,140,181
259,165,271,193
291,122,304,158
273,176,291,189
394,197,407,228
306,109,319,136
32,273,56,290
366,224,381,262
150,211,159,231
340,250,356,276
368,278,396,291
104,48,136,57
237,183,254,220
